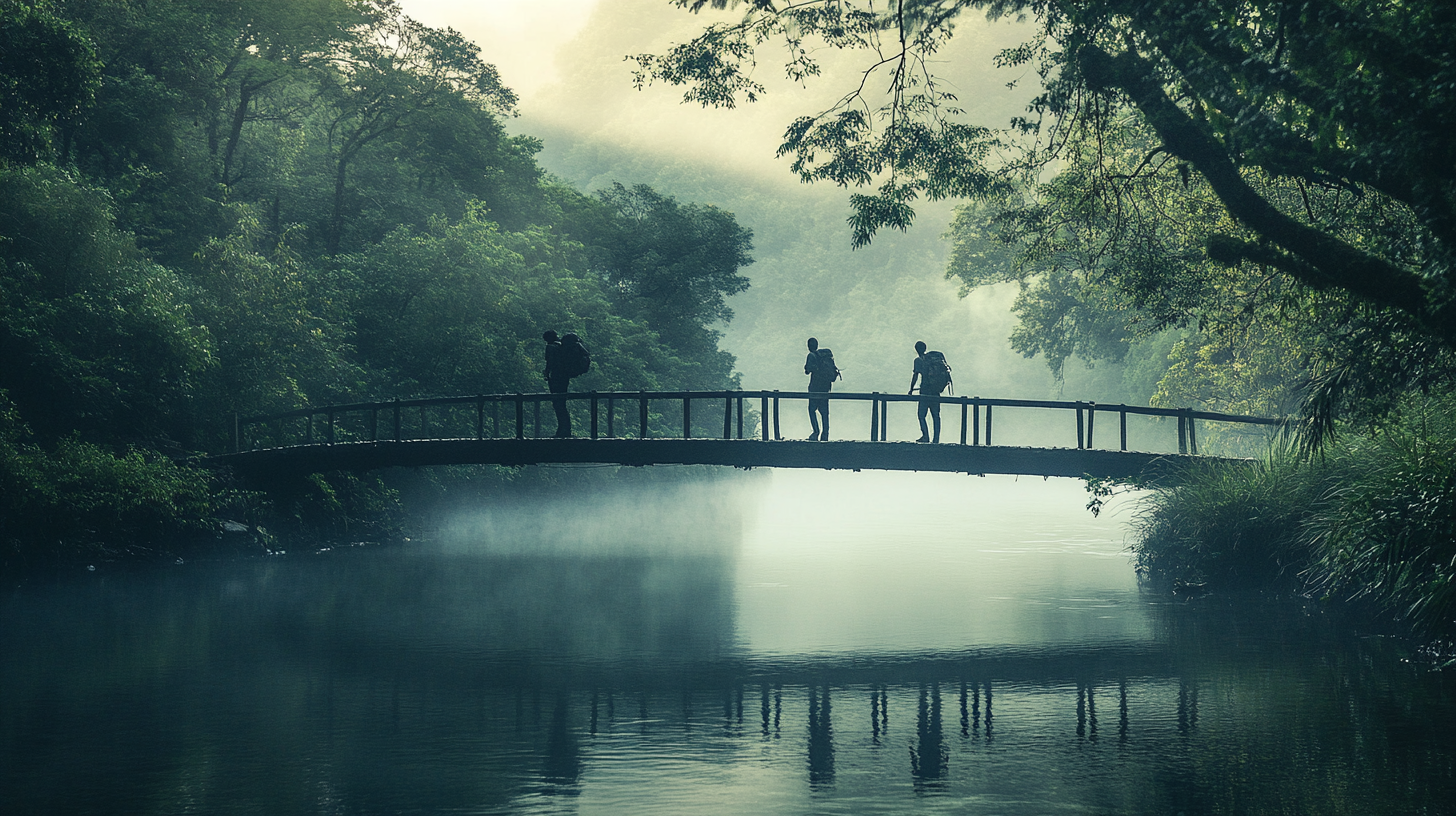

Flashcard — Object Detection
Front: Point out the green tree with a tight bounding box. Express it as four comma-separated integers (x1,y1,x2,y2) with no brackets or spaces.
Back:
0,165,212,444
317,0,517,253
191,209,361,436
336,202,742,397
205,0,364,190
0,0,99,162
580,183,753,361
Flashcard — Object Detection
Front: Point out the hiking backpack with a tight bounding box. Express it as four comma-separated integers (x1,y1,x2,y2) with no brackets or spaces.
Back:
560,335,591,378
809,347,841,387
920,350,952,395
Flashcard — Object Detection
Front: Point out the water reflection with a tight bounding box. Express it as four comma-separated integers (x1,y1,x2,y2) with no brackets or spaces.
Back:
3,472,1456,815
910,683,947,791
806,685,834,788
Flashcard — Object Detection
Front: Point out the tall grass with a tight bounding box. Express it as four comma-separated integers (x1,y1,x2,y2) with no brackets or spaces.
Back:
1300,408,1456,635
1132,395,1456,636
1131,442,1329,590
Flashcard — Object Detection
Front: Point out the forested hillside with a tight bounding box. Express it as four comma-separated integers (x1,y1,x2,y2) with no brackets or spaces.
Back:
0,0,753,563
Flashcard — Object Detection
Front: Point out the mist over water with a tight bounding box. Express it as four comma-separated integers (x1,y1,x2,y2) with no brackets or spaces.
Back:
734,470,1142,657
8,469,1455,814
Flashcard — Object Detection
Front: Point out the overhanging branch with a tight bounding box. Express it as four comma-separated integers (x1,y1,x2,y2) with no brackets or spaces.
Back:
1077,44,1442,337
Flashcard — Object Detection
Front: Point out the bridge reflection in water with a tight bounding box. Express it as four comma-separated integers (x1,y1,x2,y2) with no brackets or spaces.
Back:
216,389,1282,481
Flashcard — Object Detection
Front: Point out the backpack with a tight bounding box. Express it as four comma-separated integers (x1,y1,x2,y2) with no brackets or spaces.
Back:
809,347,840,387
920,350,952,395
559,335,591,378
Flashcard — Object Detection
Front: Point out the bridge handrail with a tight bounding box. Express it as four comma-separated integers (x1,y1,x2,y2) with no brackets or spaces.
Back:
232,389,1283,457
237,390,1283,427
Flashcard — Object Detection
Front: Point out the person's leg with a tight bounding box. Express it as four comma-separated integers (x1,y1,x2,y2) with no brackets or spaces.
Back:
806,399,820,440
930,399,942,443
917,400,930,442
550,379,570,437
820,399,830,440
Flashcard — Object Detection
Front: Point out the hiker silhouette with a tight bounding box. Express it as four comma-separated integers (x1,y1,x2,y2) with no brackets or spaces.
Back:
804,337,839,440
909,340,952,443
542,330,590,438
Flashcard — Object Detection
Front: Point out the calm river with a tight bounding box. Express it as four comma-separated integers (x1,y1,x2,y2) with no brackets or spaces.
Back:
4,469,1455,815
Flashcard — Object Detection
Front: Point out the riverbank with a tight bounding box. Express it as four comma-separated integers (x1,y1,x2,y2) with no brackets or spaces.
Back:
1127,400,1456,648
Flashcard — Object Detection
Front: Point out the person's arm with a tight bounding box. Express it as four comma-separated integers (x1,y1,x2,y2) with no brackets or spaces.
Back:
908,371,919,394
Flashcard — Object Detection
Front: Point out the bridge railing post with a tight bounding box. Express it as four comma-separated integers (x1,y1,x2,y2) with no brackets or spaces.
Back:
879,397,888,440
871,393,880,441
1075,403,1084,450
683,396,691,439
760,394,769,441
972,398,980,446
737,395,744,439
960,399,968,446
1120,405,1128,451
1177,409,1188,454
607,395,615,438
722,395,732,439
1087,401,1096,449
639,392,649,439
1187,410,1198,455
515,395,524,440
591,392,599,440
492,398,499,439
772,391,781,440
986,403,993,445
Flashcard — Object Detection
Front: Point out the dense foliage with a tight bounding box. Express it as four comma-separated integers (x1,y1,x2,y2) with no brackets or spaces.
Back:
0,0,753,564
1133,395,1456,638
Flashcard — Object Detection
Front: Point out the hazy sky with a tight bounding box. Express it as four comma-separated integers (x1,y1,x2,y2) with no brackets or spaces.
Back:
399,0,1034,182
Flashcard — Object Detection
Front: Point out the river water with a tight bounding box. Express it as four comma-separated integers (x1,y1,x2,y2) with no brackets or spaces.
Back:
3,469,1455,815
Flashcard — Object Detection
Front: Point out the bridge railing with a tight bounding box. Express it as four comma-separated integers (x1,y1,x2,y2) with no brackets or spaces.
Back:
233,390,1284,456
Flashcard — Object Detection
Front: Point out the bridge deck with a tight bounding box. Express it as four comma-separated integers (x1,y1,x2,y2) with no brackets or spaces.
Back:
211,437,1238,482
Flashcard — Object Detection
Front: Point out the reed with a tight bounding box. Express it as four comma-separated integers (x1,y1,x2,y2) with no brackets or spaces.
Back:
1131,394,1456,636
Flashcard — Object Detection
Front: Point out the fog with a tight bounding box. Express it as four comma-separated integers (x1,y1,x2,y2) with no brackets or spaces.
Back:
399,0,1143,404
420,466,1144,658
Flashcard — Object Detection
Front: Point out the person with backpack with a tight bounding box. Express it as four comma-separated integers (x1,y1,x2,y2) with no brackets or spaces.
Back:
908,340,952,443
803,337,840,440
542,330,591,437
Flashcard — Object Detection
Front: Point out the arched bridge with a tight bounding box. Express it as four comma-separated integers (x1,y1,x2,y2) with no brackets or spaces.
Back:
210,390,1281,483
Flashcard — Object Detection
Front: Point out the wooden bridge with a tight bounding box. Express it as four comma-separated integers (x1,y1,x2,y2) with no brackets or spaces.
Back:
210,390,1282,482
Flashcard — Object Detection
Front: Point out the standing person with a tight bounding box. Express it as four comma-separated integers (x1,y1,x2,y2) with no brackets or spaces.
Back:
908,340,952,443
542,330,571,437
804,337,839,440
